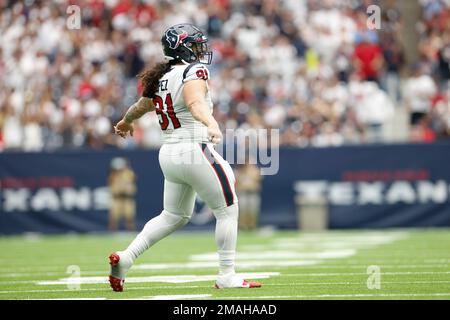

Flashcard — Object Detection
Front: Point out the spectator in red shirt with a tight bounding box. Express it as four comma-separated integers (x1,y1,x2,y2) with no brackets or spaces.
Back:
410,116,436,143
353,32,384,83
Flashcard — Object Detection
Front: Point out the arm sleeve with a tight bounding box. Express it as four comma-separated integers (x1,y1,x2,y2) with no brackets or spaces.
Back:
182,63,210,83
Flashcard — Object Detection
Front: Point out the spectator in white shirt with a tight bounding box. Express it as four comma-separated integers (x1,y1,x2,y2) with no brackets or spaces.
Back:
403,65,437,125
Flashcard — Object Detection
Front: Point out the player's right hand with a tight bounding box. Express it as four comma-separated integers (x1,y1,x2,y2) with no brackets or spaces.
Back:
207,124,222,144
114,119,134,138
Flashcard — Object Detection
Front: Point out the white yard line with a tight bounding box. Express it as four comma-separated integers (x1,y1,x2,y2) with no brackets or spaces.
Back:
0,271,110,277
276,232,410,242
34,272,280,286
133,260,320,270
213,293,450,299
0,271,450,288
3,280,450,294
189,250,356,261
1,263,449,278
1,271,448,286
0,285,202,294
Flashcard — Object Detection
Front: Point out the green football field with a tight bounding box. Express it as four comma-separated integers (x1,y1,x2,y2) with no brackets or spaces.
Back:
0,228,449,300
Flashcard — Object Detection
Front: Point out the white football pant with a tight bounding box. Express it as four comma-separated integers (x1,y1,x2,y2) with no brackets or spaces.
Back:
124,142,239,275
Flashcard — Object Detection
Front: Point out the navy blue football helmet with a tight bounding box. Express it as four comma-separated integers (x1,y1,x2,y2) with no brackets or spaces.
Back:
161,23,212,65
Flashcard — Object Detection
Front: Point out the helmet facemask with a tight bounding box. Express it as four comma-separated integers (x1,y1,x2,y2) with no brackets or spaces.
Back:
188,41,213,65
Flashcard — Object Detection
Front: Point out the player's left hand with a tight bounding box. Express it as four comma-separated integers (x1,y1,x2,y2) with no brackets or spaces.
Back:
114,119,134,138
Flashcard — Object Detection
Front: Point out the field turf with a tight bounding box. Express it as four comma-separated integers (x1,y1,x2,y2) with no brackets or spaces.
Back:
0,228,449,300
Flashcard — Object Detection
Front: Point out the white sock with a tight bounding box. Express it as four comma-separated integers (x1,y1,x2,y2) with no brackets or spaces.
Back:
124,210,190,261
110,251,133,279
213,203,239,276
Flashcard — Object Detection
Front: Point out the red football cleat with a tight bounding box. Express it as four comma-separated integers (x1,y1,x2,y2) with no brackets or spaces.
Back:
109,253,120,266
109,275,124,292
108,253,124,292
243,279,262,288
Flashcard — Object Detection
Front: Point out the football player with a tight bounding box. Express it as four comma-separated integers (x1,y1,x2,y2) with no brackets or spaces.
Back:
110,23,261,291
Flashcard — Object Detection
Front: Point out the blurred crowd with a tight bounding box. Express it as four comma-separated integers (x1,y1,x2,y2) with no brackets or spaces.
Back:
1,0,450,152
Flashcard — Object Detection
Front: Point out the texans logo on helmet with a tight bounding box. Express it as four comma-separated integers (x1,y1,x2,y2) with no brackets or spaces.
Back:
166,29,188,49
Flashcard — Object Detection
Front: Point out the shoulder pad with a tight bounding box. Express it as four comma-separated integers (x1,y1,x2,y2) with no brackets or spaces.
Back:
182,63,210,83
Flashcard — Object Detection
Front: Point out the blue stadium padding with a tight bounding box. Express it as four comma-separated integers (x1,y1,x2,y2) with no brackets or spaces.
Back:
1,143,450,234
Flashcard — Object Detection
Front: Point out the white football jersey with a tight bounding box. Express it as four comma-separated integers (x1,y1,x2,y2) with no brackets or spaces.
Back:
152,63,213,144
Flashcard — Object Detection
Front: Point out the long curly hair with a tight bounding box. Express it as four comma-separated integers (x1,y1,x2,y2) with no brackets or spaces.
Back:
138,60,178,98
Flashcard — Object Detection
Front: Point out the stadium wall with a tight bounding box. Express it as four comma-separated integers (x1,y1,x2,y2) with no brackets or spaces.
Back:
1,143,450,234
